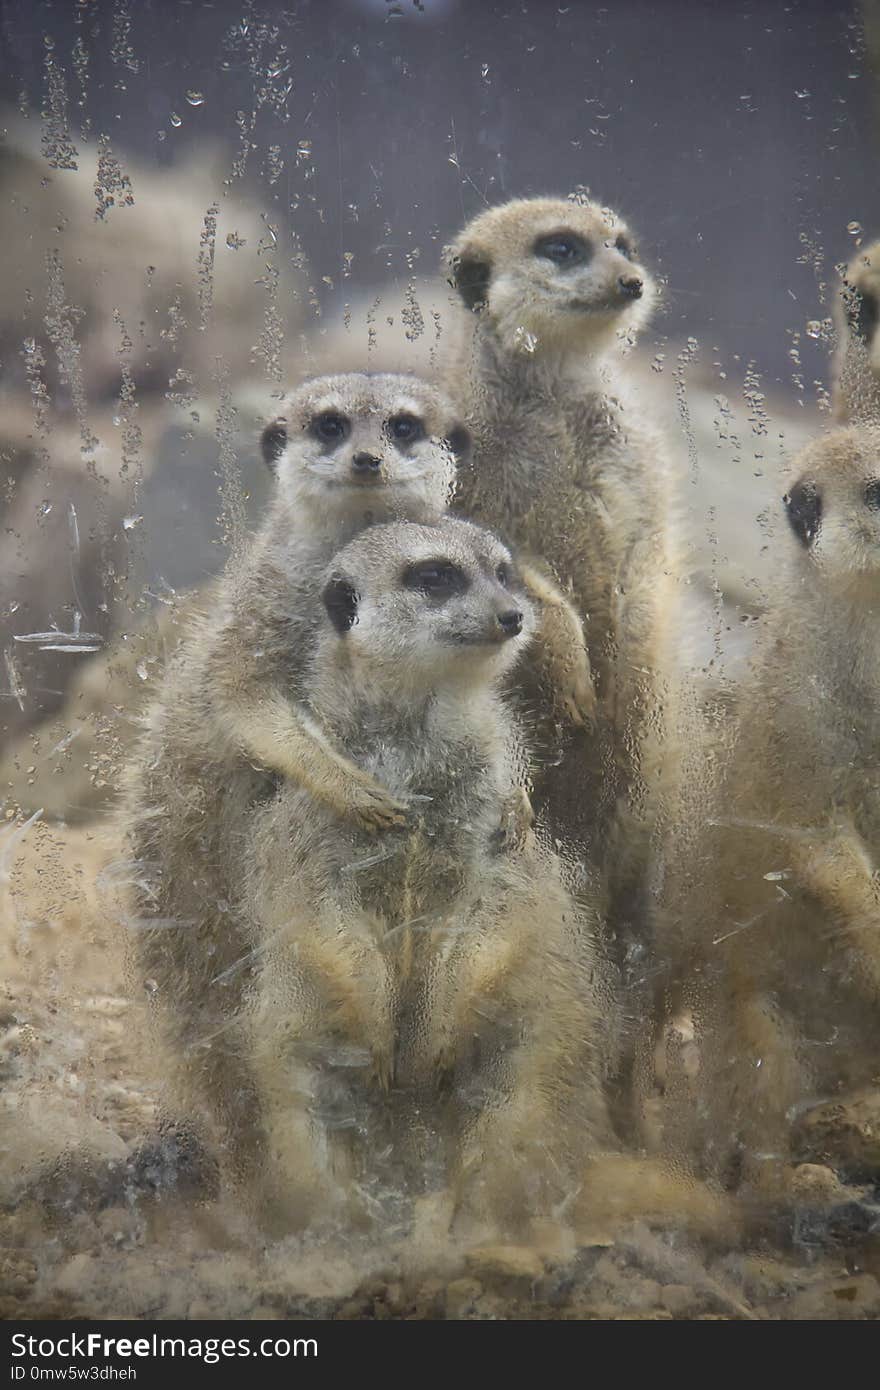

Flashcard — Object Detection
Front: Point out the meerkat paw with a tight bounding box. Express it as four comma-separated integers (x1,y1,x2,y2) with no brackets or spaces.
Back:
344,777,410,831
493,785,535,853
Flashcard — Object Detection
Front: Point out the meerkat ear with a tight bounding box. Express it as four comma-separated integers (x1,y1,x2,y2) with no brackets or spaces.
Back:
322,576,360,634
784,479,822,547
443,423,472,462
260,418,288,473
448,248,491,313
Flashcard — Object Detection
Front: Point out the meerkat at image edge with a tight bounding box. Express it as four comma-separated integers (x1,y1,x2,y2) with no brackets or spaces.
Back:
443,196,680,1033
662,425,880,1199
833,239,880,424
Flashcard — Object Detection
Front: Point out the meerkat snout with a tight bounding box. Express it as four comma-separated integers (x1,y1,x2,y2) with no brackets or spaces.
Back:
351,451,383,478
618,274,643,300
494,604,524,638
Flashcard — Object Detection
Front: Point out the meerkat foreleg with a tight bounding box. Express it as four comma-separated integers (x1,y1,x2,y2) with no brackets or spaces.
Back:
220,690,409,831
519,563,596,727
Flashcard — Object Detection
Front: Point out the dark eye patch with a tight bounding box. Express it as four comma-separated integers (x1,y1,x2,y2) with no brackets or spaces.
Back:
864,478,880,509
496,562,512,587
402,559,469,599
387,413,425,444
533,231,591,268
783,479,822,547
615,233,636,260
309,412,350,445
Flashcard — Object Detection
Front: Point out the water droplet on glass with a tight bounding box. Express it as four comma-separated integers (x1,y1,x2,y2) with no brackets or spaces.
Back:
185,90,205,106
847,220,863,235
513,326,538,354
37,501,52,518
225,231,247,250
794,89,810,99
169,112,182,128
805,320,822,338
136,661,149,682
297,139,312,160
123,514,143,531
481,63,490,77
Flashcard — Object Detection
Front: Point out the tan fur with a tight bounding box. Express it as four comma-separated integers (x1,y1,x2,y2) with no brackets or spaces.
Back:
126,518,613,1237
833,240,880,424
663,426,880,1195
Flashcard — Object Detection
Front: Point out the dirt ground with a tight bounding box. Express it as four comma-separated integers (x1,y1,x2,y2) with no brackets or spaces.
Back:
1,816,878,1323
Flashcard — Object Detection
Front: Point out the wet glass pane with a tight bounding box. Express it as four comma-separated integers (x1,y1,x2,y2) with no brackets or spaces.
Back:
1,0,880,1325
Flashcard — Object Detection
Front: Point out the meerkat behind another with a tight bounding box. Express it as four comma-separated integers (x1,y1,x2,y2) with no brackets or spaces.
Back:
662,426,880,1197
833,240,880,424
443,196,679,1128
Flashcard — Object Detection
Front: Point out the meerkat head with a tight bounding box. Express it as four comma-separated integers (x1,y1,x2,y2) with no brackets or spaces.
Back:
318,518,535,699
834,240,880,422
446,195,656,359
259,373,469,530
783,425,880,591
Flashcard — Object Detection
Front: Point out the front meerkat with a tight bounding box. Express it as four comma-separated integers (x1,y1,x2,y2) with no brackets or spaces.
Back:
133,518,612,1234
669,427,880,1195
443,196,678,1097
833,240,880,424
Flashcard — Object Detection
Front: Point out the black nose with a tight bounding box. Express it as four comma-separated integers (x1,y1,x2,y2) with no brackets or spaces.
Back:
352,452,382,474
497,608,523,637
618,275,643,300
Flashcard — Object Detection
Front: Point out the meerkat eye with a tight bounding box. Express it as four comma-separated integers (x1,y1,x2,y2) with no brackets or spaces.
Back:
615,234,636,260
388,414,425,444
402,560,469,599
310,412,350,444
496,562,512,587
533,233,590,268
864,479,880,509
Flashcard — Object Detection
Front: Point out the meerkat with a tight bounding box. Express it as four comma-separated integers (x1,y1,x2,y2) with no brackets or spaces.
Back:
665,426,880,1198
443,196,679,1130
128,517,612,1236
833,239,880,424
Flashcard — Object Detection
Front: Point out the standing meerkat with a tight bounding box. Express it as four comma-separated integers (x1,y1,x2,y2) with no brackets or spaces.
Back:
130,518,612,1235
443,196,678,1068
668,426,880,1196
833,239,880,424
